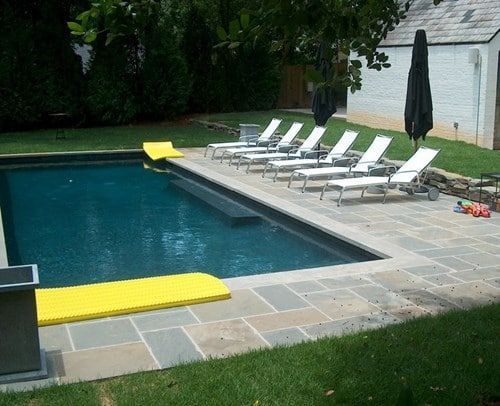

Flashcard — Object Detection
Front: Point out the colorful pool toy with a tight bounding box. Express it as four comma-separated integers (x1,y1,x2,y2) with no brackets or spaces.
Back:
36,273,230,326
454,199,491,218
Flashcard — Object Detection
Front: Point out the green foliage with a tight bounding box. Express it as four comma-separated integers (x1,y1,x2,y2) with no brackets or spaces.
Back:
0,1,83,131
141,23,191,119
84,42,139,124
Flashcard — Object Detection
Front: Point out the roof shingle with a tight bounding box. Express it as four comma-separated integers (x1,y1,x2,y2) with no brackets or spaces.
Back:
379,0,500,46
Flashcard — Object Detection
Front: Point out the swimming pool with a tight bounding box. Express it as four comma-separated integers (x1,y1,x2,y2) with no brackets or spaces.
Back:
0,158,377,288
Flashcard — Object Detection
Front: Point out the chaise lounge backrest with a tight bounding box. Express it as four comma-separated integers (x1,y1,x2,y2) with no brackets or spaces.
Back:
390,147,440,184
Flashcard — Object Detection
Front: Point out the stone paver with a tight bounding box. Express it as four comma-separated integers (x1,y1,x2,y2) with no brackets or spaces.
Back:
245,308,329,332
351,285,414,312
69,319,141,350
189,289,274,322
261,328,309,346
318,275,372,289
402,290,459,314
431,282,498,308
253,284,310,311
3,147,499,392
368,270,434,292
53,343,156,382
286,280,326,293
184,319,268,358
304,289,380,319
39,325,73,352
142,328,203,368
132,309,198,332
303,313,397,339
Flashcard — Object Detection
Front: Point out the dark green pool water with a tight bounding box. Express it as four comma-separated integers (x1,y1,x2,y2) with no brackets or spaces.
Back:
0,161,372,288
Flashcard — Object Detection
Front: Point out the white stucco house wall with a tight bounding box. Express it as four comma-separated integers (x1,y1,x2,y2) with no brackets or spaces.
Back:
347,0,500,150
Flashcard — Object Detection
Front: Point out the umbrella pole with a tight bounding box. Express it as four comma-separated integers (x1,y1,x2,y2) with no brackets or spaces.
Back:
413,138,419,152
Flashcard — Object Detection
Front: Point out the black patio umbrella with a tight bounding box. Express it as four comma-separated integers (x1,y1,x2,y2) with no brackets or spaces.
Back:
404,29,433,149
312,42,337,127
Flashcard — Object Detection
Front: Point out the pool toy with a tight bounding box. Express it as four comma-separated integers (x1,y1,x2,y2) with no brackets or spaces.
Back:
455,199,491,218
143,141,184,160
36,273,230,326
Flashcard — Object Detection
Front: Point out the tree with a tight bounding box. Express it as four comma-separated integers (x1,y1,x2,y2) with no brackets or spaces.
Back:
68,0,443,93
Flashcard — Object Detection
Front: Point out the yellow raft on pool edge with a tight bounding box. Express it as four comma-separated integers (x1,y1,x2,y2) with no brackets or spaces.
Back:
143,141,184,160
36,273,230,326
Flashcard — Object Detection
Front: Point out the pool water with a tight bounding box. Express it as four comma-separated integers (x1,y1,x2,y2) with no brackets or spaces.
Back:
0,161,372,288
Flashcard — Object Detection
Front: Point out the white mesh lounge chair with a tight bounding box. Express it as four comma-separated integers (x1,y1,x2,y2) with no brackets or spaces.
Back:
288,134,393,192
262,129,359,181
237,126,327,174
219,122,304,165
320,146,441,206
204,118,282,159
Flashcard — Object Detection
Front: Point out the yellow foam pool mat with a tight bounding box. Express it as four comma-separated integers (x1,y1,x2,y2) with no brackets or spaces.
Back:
36,273,230,326
143,141,184,160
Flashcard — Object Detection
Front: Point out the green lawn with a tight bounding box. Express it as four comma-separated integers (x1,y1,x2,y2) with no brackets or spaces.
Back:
1,304,498,405
0,124,234,154
1,111,498,178
204,111,500,179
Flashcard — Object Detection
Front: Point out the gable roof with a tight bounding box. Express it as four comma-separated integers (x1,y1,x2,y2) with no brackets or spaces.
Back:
379,0,500,47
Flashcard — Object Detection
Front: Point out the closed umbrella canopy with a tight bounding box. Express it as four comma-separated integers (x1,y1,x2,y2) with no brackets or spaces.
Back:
404,29,433,142
312,43,336,126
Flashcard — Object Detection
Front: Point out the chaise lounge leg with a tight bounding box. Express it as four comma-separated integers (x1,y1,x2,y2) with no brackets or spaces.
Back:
320,184,328,200
287,173,296,188
262,163,270,178
273,167,280,182
246,160,252,174
204,146,209,157
337,189,344,207
220,151,227,163
237,156,243,170
361,187,368,198
382,184,389,204
302,176,309,193
211,148,218,160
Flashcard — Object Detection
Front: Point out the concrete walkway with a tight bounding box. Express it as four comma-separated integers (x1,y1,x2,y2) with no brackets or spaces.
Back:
2,148,498,391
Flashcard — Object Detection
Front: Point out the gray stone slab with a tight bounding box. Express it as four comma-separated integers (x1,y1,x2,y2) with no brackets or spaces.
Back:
452,267,500,282
458,224,499,237
53,343,156,382
406,227,461,240
387,236,439,251
402,290,459,314
39,325,73,352
456,252,500,268
261,327,309,347
351,284,414,312
286,280,326,294
253,284,309,311
304,289,379,319
433,237,482,248
369,270,433,292
431,282,499,309
185,319,268,358
318,275,372,290
142,327,203,368
472,243,500,255
432,256,475,271
132,310,198,332
485,278,500,288
245,308,329,332
69,319,140,350
189,289,274,323
423,273,462,286
388,306,430,321
404,264,452,276
303,313,397,339
417,246,480,258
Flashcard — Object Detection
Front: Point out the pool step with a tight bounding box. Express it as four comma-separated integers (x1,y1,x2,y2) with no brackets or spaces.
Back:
170,179,261,221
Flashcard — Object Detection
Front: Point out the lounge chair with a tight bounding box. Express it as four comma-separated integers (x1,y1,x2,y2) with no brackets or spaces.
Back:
237,126,327,174
288,134,393,192
204,118,282,159
262,129,359,181
320,146,441,205
219,122,304,165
